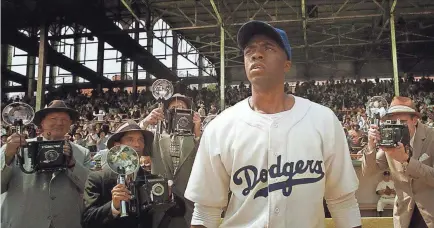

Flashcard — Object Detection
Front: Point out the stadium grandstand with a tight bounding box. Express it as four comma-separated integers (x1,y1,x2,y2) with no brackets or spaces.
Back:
1,0,434,227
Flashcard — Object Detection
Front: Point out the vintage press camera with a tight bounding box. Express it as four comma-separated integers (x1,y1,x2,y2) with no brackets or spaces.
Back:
129,173,173,214
166,108,194,136
378,119,410,148
25,137,67,173
106,145,174,218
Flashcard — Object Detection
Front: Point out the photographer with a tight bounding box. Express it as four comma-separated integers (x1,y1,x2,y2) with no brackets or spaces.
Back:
362,96,434,228
1,100,92,228
139,94,201,228
81,120,155,228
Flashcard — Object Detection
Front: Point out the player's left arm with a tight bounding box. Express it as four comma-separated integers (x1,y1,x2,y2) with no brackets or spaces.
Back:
323,111,362,228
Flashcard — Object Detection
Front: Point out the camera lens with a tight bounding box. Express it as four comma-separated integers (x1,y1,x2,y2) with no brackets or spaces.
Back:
151,183,165,196
154,186,163,194
177,116,189,128
45,150,59,162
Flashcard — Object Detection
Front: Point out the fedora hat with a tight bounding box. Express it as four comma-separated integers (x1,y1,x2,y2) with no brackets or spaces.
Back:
164,93,193,110
106,120,154,156
33,100,79,127
383,96,421,118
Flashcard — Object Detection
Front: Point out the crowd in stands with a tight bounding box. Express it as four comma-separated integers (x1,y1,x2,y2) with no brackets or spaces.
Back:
1,76,433,152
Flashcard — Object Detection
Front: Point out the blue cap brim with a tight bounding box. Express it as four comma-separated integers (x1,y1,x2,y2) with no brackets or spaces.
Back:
237,21,291,60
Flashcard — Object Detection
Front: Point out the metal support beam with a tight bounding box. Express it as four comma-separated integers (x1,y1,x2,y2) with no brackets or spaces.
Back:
172,31,178,73
72,37,82,84
210,0,225,110
36,23,48,111
67,3,177,81
146,30,153,79
1,45,10,92
2,68,28,86
49,41,58,88
301,0,309,63
96,38,105,88
198,54,204,89
220,25,225,111
390,0,399,96
120,56,127,81
2,28,111,84
26,55,36,98
132,20,139,100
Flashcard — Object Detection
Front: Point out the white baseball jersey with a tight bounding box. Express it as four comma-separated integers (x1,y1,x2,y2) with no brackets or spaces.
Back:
376,180,395,199
185,96,360,228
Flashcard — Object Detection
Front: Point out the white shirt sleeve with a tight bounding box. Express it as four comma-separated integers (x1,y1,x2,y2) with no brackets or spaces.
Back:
326,192,361,228
191,203,223,228
111,201,120,216
323,112,361,227
184,126,230,211
376,181,384,192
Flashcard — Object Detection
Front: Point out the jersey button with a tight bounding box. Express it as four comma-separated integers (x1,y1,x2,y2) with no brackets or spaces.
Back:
274,207,280,214
272,123,278,128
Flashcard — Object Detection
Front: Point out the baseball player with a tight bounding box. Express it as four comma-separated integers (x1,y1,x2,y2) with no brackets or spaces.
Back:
376,171,396,217
184,21,362,228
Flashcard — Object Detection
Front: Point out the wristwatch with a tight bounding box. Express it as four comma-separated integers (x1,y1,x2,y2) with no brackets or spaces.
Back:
401,151,412,172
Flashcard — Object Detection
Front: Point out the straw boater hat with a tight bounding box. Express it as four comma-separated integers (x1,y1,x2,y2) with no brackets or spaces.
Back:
383,96,422,119
106,120,154,156
33,100,79,127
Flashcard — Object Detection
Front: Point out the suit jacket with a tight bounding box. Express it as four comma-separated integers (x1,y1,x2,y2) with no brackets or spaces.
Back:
151,133,198,228
81,165,153,228
362,122,434,228
1,139,92,228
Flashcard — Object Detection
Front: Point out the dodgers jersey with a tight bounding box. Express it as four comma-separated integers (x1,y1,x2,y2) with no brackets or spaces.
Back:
185,96,359,228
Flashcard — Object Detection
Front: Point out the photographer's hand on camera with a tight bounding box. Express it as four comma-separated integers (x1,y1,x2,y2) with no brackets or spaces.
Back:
193,112,202,138
63,141,76,168
140,156,152,172
140,107,164,128
367,125,410,163
111,184,131,211
193,112,201,126
367,124,381,152
379,142,409,163
4,133,27,165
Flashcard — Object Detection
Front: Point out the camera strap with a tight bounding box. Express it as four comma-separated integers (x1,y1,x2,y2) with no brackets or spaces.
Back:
169,135,181,175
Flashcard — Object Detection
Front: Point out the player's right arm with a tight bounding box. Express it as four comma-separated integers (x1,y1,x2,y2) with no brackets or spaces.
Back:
184,125,230,228
361,125,389,177
375,182,385,195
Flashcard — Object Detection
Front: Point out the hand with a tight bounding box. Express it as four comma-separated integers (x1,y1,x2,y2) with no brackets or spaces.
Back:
193,112,201,126
4,133,27,164
193,112,202,138
384,187,392,195
367,124,380,151
379,142,409,163
143,107,164,126
63,141,76,168
140,156,152,172
111,184,131,210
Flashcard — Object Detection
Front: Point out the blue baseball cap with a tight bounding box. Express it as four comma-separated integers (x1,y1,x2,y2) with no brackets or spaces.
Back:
237,21,292,60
